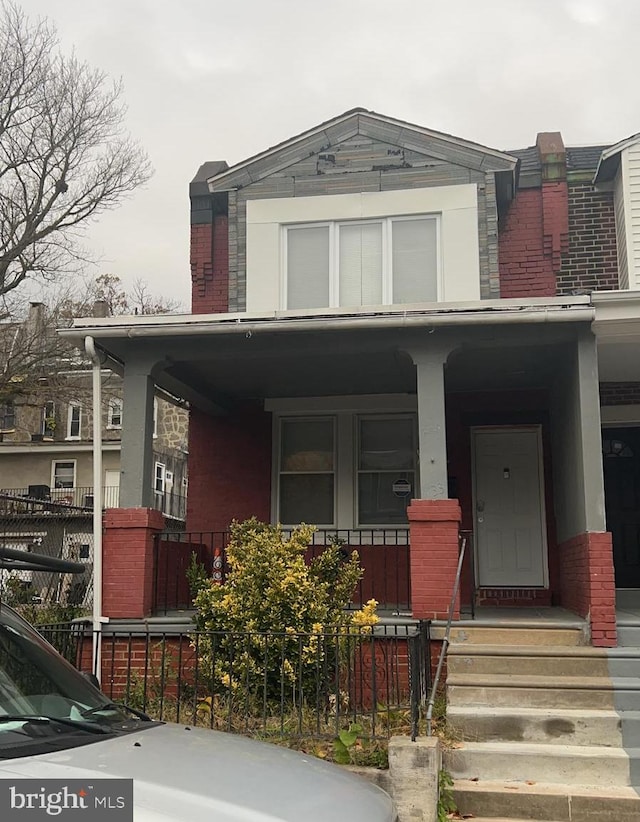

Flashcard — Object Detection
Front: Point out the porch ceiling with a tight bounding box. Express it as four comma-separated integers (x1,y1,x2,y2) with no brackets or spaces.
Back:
92,323,577,410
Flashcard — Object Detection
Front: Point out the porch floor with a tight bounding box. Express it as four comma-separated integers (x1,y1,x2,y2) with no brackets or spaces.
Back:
455,606,586,629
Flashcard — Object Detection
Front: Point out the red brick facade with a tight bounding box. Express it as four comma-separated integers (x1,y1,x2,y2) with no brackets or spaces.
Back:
190,214,229,314
408,499,462,620
498,189,558,298
558,531,616,647
186,405,272,533
599,381,640,406
102,508,165,619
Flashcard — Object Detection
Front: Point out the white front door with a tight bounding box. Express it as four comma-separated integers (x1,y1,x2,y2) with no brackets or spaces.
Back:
473,428,547,587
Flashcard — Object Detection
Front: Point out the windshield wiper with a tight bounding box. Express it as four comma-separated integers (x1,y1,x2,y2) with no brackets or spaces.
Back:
0,715,111,735
81,702,152,722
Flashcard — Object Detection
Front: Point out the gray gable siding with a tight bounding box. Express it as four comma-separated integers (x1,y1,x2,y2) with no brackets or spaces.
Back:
226,134,500,312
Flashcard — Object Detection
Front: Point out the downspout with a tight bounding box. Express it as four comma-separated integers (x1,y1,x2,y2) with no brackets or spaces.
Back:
84,336,104,683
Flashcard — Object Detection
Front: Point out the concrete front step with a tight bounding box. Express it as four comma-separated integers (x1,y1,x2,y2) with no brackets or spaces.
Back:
447,705,622,747
447,673,632,709
447,644,610,677
444,741,631,788
440,625,587,646
617,626,640,647
453,779,640,822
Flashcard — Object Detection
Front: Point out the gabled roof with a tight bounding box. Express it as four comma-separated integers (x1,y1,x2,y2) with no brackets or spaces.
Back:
594,133,640,184
206,108,519,192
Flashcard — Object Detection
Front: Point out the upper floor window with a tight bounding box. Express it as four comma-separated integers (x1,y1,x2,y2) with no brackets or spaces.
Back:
41,402,55,437
66,402,81,440
0,400,15,430
52,460,76,489
154,461,166,494
285,216,438,310
107,398,123,429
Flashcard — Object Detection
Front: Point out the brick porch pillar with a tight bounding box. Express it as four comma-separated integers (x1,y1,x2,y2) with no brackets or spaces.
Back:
408,499,462,620
102,508,165,619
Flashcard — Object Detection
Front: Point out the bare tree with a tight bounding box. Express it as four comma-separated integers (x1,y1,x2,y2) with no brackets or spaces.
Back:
0,275,180,406
0,2,152,300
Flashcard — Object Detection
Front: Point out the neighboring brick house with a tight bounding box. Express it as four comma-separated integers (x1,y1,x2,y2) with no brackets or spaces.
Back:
62,110,640,648
0,302,189,519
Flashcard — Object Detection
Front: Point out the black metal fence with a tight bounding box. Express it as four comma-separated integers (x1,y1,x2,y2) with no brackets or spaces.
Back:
153,529,411,615
0,508,94,612
40,622,431,742
0,487,187,521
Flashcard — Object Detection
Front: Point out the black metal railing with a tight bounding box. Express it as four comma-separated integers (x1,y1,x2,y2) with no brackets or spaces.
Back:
153,529,411,615
39,623,430,742
0,487,186,520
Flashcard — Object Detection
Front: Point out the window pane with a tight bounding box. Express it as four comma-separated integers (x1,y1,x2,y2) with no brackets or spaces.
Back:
392,218,437,303
280,475,334,524
281,419,333,471
359,418,415,470
54,462,75,489
339,223,382,307
359,471,414,525
287,226,330,310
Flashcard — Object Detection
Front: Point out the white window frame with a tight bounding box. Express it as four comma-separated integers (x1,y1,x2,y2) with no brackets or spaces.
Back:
270,399,418,530
51,459,76,490
66,402,81,440
154,461,166,495
153,397,159,438
107,397,123,429
41,402,55,437
277,416,337,528
282,214,440,311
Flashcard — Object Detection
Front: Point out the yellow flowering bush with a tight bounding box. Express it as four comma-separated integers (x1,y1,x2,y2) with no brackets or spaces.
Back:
188,518,376,703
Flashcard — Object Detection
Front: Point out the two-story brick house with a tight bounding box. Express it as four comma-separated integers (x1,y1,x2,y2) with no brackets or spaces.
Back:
62,109,640,647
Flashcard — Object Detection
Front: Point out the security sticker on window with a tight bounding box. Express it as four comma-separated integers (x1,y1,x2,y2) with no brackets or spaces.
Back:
0,779,133,820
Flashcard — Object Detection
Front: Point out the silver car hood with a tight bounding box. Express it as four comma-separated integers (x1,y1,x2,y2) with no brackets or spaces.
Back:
0,722,395,821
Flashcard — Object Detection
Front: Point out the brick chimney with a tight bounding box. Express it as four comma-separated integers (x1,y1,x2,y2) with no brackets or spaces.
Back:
190,161,229,315
536,132,569,275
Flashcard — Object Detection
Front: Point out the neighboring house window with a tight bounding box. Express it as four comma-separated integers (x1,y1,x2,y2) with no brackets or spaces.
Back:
66,402,81,439
52,460,76,489
278,418,335,525
357,416,417,526
0,400,15,430
275,412,417,528
107,398,123,429
41,402,55,437
285,217,438,310
154,462,166,494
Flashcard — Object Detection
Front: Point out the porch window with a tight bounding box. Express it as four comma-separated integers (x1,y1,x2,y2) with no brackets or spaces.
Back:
278,418,335,525
357,416,416,525
285,216,438,310
154,462,166,494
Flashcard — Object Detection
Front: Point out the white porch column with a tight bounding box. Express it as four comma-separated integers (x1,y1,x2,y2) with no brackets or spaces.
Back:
407,345,453,499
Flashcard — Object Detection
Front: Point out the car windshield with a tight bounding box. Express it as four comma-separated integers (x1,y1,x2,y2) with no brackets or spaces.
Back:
0,604,155,757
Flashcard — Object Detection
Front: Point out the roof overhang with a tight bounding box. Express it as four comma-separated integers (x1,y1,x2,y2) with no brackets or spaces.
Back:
204,108,519,195
60,298,594,414
593,134,640,185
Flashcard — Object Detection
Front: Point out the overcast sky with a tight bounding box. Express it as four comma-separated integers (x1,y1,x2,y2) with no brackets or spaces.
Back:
17,0,640,307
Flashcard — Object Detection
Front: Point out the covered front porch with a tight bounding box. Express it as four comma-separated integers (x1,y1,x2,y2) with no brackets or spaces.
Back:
62,299,615,644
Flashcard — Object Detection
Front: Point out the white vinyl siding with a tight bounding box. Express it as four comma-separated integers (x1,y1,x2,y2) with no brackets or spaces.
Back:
285,216,438,311
628,144,640,289
614,165,629,289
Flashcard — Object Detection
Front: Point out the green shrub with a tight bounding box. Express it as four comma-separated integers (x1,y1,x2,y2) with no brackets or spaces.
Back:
188,518,376,703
